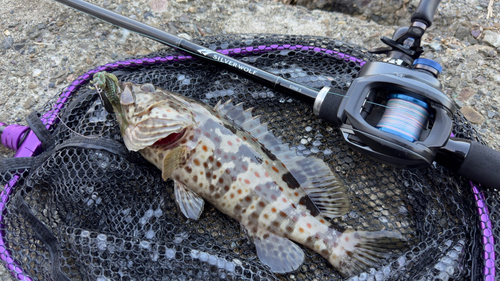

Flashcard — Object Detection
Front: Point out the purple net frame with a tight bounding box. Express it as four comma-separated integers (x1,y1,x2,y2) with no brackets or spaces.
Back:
0,44,494,281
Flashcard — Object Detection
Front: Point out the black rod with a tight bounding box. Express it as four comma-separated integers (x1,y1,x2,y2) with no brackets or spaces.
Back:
54,0,323,104
411,0,442,27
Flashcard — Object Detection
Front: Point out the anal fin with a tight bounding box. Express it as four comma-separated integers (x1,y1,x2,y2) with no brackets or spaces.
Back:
252,231,304,274
174,180,205,220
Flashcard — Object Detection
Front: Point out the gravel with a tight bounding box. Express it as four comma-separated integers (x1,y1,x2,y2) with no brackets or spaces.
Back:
0,0,499,279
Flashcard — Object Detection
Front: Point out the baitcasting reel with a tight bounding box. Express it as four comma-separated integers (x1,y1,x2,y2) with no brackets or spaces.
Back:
315,0,451,168
313,0,500,187
316,58,455,169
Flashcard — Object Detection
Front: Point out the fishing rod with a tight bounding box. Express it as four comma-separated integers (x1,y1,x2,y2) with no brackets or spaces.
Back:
33,0,500,188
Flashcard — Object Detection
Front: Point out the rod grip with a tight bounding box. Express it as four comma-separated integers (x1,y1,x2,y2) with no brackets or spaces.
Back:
456,141,500,189
316,90,346,127
410,0,442,27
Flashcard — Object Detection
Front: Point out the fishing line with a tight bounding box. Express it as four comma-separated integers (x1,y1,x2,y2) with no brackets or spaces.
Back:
376,94,429,142
55,86,110,140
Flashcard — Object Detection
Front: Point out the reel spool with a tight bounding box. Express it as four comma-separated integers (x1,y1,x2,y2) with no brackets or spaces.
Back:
376,94,430,143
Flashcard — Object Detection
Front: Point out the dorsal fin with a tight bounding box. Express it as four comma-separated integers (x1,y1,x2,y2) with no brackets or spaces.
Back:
213,98,236,115
214,100,350,219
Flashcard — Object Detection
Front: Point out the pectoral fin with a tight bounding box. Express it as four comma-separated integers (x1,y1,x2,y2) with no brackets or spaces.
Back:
161,146,186,181
174,180,205,220
252,231,304,273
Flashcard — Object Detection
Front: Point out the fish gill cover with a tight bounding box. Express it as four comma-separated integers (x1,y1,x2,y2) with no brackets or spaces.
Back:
0,34,496,281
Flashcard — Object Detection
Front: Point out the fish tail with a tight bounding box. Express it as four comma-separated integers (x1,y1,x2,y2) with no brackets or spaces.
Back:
329,229,405,277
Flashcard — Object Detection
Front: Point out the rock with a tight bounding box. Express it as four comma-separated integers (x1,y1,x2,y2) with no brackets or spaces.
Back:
115,5,124,13
23,99,35,110
13,43,24,51
429,42,442,51
14,71,26,77
167,22,178,34
179,14,190,23
144,11,154,19
2,37,14,49
178,33,192,40
48,82,56,88
478,46,496,58
28,45,36,54
28,30,42,40
461,106,485,124
454,26,469,40
471,29,481,39
118,29,130,44
488,110,496,119
28,83,37,89
37,23,46,30
32,69,42,77
457,87,474,101
161,11,173,20
479,0,489,8
483,30,500,48
473,76,487,85
66,74,75,83
149,0,168,12
447,77,460,89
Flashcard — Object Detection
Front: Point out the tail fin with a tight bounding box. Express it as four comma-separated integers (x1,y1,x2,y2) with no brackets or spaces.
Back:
329,229,405,277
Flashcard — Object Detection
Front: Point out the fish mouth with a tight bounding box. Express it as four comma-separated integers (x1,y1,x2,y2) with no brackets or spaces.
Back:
152,128,187,147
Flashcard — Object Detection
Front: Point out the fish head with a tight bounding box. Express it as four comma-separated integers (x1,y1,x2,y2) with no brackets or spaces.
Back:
91,71,121,114
91,71,196,152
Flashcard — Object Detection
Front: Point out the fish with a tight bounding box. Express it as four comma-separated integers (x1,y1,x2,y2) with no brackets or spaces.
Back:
91,71,405,277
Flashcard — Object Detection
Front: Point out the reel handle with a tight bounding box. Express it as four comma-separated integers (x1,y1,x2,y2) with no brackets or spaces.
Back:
411,0,442,27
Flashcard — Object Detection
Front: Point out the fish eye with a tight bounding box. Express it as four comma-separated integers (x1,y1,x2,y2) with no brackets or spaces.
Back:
141,84,156,93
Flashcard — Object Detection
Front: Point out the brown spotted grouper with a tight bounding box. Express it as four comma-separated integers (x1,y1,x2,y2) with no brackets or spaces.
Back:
92,71,404,277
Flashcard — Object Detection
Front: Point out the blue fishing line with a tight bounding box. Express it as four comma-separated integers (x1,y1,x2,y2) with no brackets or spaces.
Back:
377,94,429,142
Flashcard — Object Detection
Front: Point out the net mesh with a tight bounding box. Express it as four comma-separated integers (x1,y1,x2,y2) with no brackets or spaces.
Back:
0,34,496,281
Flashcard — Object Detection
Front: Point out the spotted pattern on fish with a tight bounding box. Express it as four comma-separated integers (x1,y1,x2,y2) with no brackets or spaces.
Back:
92,72,406,278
